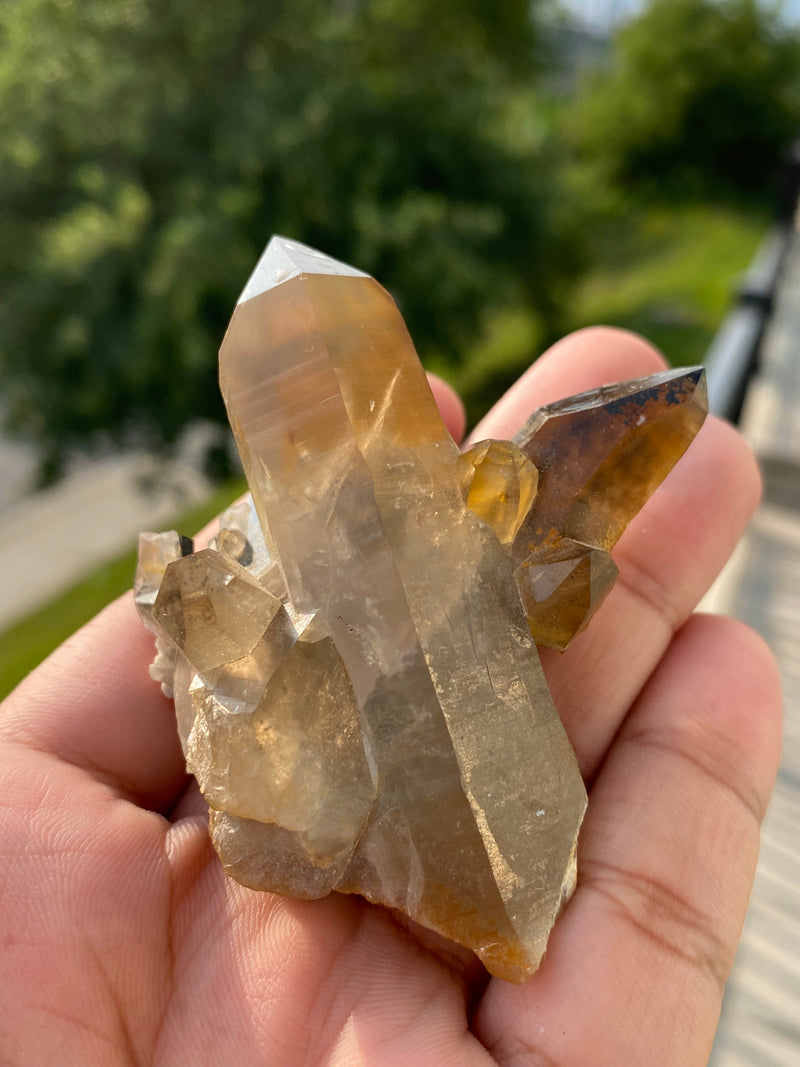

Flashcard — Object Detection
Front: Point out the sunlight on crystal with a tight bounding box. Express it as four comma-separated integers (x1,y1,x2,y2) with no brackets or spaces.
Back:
136,236,707,982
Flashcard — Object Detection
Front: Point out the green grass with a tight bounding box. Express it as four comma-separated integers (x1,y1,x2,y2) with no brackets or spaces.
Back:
563,201,770,366
433,198,769,428
0,476,247,701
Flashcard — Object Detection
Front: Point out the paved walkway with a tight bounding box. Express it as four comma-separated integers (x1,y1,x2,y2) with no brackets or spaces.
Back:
708,227,800,1065
0,426,36,514
0,452,209,633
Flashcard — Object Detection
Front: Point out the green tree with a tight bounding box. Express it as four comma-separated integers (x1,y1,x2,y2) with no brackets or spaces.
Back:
569,0,800,198
0,0,577,479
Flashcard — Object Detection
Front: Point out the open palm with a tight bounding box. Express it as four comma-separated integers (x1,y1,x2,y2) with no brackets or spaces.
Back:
0,327,781,1067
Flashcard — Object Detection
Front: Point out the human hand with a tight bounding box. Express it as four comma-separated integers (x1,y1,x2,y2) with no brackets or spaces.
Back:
0,327,781,1066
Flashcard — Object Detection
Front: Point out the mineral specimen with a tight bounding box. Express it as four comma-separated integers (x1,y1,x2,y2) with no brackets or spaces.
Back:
136,236,707,982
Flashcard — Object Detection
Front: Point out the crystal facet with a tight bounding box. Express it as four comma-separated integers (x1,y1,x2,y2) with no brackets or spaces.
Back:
136,236,708,982
512,369,708,554
459,439,539,546
515,539,618,651
509,370,708,648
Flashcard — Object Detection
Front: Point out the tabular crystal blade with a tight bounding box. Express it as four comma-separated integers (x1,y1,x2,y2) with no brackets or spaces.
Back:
512,368,708,557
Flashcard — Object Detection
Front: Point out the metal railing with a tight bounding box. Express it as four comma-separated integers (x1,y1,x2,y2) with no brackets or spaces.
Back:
705,142,800,422
705,224,792,422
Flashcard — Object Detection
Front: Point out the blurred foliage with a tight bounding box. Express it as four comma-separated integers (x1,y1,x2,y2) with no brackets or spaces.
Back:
0,0,585,478
1,0,798,480
1,0,793,682
569,0,800,198
0,197,768,690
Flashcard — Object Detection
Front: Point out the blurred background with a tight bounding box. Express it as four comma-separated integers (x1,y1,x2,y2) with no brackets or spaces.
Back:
1,0,799,1060
3,0,798,484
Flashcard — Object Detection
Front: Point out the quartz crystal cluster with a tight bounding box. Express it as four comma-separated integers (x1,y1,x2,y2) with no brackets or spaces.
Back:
135,237,707,982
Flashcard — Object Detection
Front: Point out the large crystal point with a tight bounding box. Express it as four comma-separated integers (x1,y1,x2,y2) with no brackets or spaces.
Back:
136,236,707,982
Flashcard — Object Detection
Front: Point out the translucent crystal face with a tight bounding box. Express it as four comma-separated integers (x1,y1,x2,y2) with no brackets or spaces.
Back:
508,367,707,649
459,439,539,546
136,236,707,982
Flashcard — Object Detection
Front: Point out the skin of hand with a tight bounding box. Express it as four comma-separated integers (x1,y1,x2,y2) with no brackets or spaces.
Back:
0,327,782,1067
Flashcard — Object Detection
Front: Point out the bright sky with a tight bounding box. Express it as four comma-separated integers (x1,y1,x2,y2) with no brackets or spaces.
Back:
559,0,800,29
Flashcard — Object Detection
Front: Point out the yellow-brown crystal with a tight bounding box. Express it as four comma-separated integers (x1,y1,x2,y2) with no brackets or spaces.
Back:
515,539,618,651
459,440,538,546
135,236,708,983
503,369,707,648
